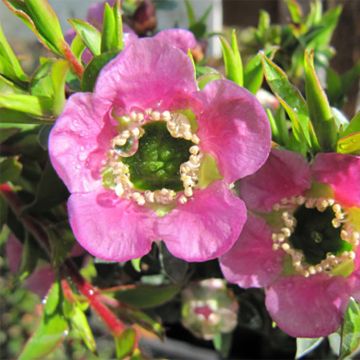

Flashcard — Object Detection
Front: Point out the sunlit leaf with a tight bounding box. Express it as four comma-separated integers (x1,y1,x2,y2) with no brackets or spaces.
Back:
295,337,324,359
69,19,101,56
19,282,68,360
340,298,360,359
115,328,136,360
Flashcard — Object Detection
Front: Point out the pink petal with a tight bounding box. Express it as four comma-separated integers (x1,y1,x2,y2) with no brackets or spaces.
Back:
220,215,284,288
154,29,197,53
238,149,311,212
25,266,55,299
49,93,115,193
157,181,247,262
94,38,197,112
312,153,360,207
67,187,156,262
6,233,22,273
266,274,351,337
196,80,271,183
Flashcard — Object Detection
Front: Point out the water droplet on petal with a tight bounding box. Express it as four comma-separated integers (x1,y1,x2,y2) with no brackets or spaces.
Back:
114,135,139,157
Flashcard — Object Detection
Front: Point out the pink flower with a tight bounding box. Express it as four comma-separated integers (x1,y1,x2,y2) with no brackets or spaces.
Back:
49,37,270,263
220,149,360,337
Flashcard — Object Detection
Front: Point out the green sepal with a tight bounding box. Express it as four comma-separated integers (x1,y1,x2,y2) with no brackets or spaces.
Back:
304,49,337,151
101,3,117,53
68,19,101,56
220,30,243,86
295,338,324,359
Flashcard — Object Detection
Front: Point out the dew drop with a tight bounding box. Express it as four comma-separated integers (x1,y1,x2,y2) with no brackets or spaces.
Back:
114,136,139,157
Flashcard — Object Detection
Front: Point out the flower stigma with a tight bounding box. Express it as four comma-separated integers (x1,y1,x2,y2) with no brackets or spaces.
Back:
271,196,359,277
102,109,207,208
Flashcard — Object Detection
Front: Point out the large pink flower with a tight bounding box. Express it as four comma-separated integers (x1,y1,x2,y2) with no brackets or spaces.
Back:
49,37,270,262
220,149,360,337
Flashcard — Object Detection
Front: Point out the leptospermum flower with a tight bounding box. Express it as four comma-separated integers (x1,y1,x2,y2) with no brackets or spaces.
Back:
49,37,270,262
220,149,360,337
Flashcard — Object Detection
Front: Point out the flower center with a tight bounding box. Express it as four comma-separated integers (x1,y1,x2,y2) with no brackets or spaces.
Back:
271,196,359,277
289,206,351,265
102,109,204,207
122,122,192,191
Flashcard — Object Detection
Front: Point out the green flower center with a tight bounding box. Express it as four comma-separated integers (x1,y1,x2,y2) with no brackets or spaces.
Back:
122,122,193,191
289,206,352,265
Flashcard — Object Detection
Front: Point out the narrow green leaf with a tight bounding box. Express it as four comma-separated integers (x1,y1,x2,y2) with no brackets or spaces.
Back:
213,332,233,358
70,33,86,60
51,60,69,115
0,109,54,124
341,112,360,137
115,328,136,360
0,23,28,82
0,127,20,143
102,3,117,52
0,94,53,116
295,337,323,359
340,298,360,359
261,54,318,150
30,58,55,97
0,196,7,229
81,51,118,92
286,0,303,23
3,0,65,55
0,157,22,183
18,235,39,281
337,133,360,155
184,0,196,26
220,31,243,86
69,19,101,56
19,282,68,360
304,49,337,151
256,10,270,41
115,285,180,309
114,0,124,50
70,304,97,353
131,258,141,272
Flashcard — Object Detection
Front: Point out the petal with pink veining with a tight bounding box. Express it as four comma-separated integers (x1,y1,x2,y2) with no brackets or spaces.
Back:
67,187,156,262
238,149,311,212
48,92,115,193
312,153,360,207
196,80,271,183
94,38,197,111
266,274,350,337
154,29,197,53
220,215,284,288
157,181,246,262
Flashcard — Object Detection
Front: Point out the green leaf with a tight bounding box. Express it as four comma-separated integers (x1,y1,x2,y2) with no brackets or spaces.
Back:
19,282,69,360
68,303,97,353
51,60,69,115
184,0,196,26
304,49,337,151
18,236,39,281
113,0,124,51
0,23,28,83
24,160,68,213
0,157,22,183
115,284,180,309
3,0,66,56
131,258,141,272
115,328,136,360
102,3,117,53
337,133,360,155
0,127,20,143
286,0,303,24
213,332,233,358
256,10,270,42
81,50,118,92
340,298,360,359
341,112,360,137
0,109,53,124
70,33,86,60
220,30,243,86
0,94,53,116
69,19,101,56
261,54,318,151
295,337,324,359
0,196,8,229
